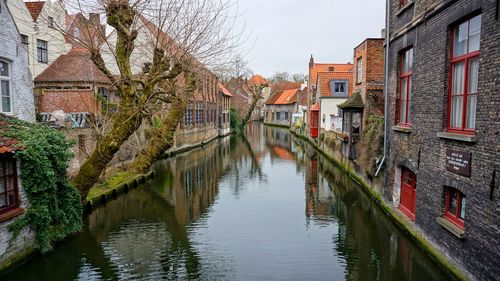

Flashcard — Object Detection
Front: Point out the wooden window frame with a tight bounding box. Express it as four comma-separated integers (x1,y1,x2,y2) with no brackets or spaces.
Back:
37,39,48,63
444,188,465,228
0,157,20,215
447,15,481,134
396,48,413,127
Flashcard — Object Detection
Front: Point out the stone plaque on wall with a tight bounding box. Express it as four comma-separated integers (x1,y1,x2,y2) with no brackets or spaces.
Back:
445,149,471,177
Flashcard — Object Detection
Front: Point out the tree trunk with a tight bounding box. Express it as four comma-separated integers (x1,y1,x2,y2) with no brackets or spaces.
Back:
129,98,188,174
129,76,195,174
72,98,142,202
240,91,260,130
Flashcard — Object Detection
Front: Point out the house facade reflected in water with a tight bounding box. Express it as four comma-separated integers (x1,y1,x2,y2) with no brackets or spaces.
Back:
1,124,451,281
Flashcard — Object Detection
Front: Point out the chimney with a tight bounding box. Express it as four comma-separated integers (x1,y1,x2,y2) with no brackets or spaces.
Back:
381,28,386,39
309,54,314,68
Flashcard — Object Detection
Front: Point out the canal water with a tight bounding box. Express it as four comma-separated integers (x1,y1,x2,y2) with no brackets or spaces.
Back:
2,124,451,281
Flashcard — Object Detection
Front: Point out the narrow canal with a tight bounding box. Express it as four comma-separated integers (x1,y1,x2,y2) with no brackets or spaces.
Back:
2,124,451,281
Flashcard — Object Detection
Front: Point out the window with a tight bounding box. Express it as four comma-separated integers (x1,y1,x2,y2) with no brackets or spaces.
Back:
37,39,48,63
448,15,481,133
357,58,362,83
444,188,465,228
184,104,193,128
0,61,11,113
400,0,412,6
0,157,19,215
284,112,289,120
330,80,348,97
20,34,28,45
397,48,413,126
48,16,54,28
73,26,80,39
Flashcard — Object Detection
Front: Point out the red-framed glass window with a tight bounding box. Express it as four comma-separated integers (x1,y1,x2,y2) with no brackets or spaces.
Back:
444,188,466,228
0,157,19,215
448,15,481,133
397,48,413,126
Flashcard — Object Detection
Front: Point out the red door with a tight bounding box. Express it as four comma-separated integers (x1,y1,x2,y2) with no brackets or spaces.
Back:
310,111,319,138
399,168,416,220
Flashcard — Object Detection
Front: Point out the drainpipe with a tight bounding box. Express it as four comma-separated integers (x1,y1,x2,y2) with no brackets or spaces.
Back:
375,0,390,177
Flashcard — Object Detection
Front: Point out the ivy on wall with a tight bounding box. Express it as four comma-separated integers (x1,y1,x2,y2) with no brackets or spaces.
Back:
357,115,384,178
0,114,82,253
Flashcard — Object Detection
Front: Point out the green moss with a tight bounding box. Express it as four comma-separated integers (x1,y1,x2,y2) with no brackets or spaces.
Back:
263,122,290,129
290,128,468,281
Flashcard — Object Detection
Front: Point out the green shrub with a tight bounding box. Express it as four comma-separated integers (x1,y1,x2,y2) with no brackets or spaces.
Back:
1,114,82,253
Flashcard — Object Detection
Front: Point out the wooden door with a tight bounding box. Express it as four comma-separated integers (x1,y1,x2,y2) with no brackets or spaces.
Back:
399,168,416,220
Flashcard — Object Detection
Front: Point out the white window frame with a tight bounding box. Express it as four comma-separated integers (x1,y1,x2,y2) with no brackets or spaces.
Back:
0,60,12,113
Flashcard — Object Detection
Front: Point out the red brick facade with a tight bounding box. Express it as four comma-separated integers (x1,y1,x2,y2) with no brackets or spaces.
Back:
39,89,100,114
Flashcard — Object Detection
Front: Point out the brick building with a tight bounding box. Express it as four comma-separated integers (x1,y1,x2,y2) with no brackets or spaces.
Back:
384,0,500,280
307,57,353,136
264,87,302,127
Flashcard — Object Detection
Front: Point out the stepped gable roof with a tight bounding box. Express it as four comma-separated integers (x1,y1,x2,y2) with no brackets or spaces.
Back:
218,83,233,97
25,1,45,22
338,91,364,109
266,88,300,105
35,48,109,83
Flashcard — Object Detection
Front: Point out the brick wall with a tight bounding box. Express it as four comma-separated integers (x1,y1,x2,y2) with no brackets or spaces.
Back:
39,89,100,114
385,0,500,280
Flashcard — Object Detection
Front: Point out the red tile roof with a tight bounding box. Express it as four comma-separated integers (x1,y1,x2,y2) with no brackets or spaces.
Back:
310,103,320,111
316,69,353,98
0,117,22,154
248,74,268,86
25,1,46,22
271,82,302,93
218,83,233,97
35,48,110,84
266,88,300,105
310,63,352,86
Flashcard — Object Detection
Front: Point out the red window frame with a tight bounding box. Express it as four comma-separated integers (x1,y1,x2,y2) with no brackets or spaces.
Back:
400,0,412,6
444,188,465,228
397,48,413,126
447,15,481,134
0,157,20,215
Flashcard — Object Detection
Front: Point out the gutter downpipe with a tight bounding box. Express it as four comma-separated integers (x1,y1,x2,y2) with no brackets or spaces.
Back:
375,0,390,177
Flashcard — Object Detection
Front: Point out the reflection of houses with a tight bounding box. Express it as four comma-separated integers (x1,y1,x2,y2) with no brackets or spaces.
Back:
264,87,302,127
384,1,499,280
307,57,353,137
217,83,232,136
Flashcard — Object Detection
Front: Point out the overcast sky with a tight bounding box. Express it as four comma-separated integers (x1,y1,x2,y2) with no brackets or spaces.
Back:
234,0,386,77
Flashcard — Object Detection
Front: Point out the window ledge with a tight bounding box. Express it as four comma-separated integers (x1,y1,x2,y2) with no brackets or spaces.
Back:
392,125,412,133
436,217,465,239
0,208,25,223
437,131,476,143
397,2,414,17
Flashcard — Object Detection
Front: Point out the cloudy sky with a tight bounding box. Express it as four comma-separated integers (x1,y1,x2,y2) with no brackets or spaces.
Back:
234,0,386,77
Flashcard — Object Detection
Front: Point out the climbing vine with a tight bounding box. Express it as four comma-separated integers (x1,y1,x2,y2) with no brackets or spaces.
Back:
0,114,82,253
357,115,384,178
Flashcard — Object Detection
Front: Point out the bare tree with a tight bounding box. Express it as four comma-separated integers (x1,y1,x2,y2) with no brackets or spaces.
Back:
61,0,243,201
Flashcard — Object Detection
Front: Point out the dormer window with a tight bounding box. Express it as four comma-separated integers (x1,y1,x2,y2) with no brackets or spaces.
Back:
328,66,335,71
329,80,348,97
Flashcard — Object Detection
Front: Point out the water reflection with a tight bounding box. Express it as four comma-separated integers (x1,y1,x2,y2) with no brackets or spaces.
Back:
1,123,451,281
